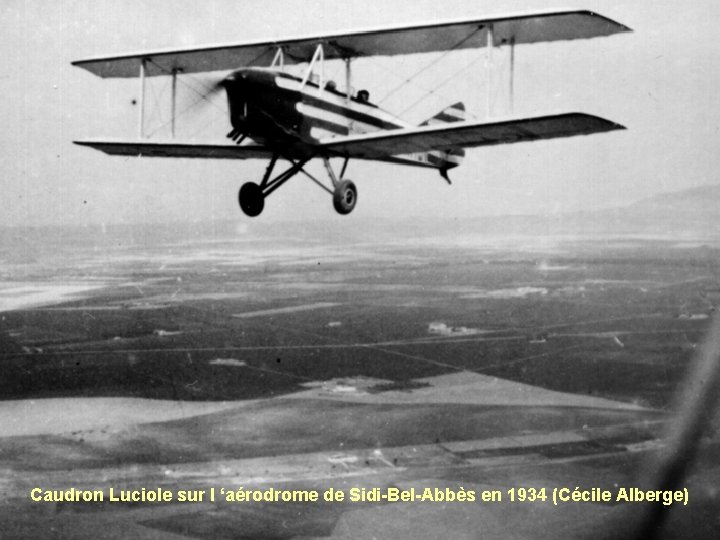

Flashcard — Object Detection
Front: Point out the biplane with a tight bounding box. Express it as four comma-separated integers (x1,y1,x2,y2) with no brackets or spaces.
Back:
72,10,631,217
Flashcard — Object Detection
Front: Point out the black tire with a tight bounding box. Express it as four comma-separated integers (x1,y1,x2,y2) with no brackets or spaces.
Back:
332,179,357,215
238,182,264,217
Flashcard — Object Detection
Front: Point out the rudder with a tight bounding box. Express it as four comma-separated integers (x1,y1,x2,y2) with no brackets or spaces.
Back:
422,102,466,181
420,102,465,126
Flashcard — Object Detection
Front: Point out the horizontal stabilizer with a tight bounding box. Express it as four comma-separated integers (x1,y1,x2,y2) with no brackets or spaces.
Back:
421,102,465,126
319,113,625,160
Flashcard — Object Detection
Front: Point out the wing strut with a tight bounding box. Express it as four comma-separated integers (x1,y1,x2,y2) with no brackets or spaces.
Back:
486,24,493,118
482,25,518,117
270,47,285,69
344,57,352,110
301,44,324,93
509,37,515,114
138,59,146,139
170,68,178,138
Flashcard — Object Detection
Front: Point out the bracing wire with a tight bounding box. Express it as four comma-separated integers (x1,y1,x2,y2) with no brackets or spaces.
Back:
397,54,484,118
145,88,222,139
377,27,481,106
363,58,475,120
143,47,274,137
148,73,167,127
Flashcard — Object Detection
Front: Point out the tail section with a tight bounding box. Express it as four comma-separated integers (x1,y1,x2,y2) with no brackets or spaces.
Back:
421,102,466,182
421,102,465,126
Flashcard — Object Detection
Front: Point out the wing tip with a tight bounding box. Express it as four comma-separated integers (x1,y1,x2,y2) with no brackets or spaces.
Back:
70,59,94,70
565,112,627,132
70,60,110,79
580,10,634,33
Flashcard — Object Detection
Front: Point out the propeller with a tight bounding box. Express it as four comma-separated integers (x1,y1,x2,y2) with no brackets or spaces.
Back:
170,70,255,144
165,71,239,141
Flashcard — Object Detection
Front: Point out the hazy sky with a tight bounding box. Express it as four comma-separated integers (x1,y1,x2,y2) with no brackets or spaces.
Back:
1,0,719,226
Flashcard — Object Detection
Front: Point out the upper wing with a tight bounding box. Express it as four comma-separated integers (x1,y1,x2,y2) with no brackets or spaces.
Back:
319,113,625,159
72,10,631,78
73,140,276,160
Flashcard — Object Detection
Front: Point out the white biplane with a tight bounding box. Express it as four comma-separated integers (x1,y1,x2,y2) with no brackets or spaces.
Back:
72,10,631,216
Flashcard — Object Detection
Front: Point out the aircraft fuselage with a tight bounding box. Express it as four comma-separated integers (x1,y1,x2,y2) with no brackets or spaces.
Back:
222,68,459,170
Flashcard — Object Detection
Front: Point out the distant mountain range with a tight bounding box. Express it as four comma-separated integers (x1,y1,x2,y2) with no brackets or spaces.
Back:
336,183,720,241
397,183,720,240
564,183,720,238
630,183,720,214
2,184,719,254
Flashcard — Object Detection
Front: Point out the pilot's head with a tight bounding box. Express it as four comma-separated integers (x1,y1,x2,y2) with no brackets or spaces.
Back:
357,89,370,103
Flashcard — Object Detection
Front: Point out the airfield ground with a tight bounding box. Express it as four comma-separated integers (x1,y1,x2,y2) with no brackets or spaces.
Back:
0,227,718,538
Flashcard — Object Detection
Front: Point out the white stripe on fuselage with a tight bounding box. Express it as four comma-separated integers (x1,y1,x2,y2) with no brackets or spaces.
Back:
272,71,458,169
444,107,465,120
298,103,382,135
274,75,411,130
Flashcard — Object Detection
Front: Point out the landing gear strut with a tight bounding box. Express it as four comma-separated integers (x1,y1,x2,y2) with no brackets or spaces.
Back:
238,154,306,218
237,154,356,217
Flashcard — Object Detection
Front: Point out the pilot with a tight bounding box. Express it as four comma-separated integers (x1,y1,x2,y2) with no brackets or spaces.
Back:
356,89,370,103
325,80,337,92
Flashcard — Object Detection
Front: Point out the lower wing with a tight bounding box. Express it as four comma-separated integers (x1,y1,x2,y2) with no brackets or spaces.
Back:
73,140,275,159
74,113,624,162
320,113,625,161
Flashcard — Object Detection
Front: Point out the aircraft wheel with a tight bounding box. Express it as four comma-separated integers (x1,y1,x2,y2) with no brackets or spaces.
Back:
238,182,264,217
333,179,357,215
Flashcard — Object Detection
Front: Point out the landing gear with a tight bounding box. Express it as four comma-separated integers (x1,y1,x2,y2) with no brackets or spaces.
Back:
323,156,356,216
333,179,357,215
238,182,264,217
237,154,356,217
237,153,305,218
